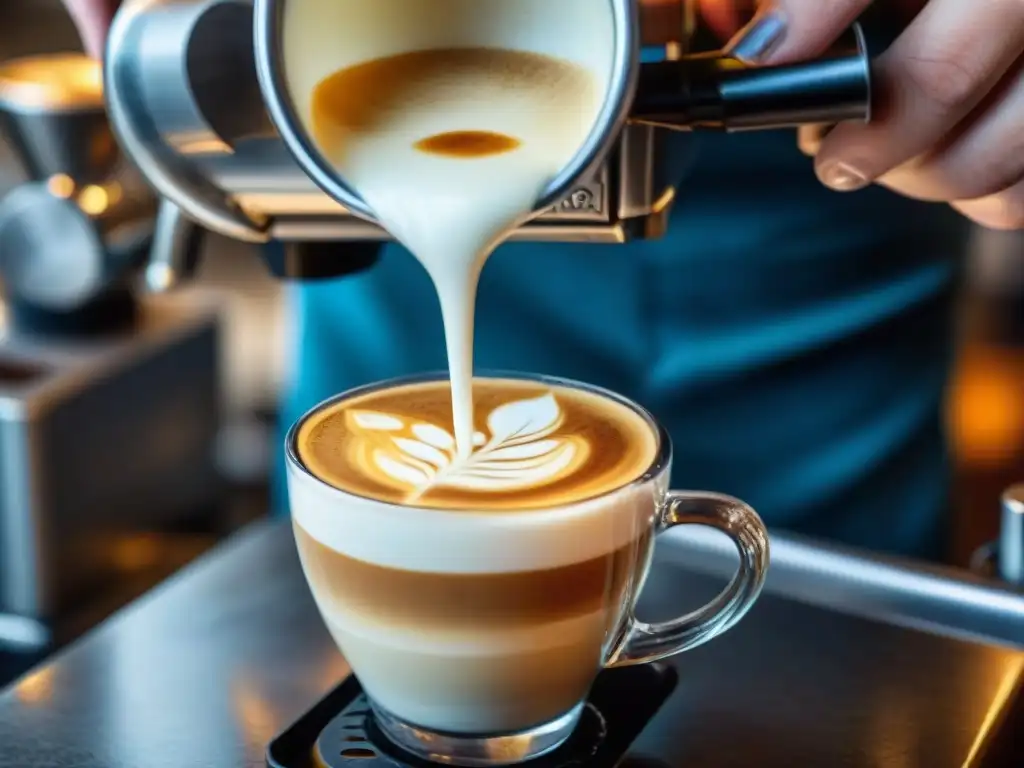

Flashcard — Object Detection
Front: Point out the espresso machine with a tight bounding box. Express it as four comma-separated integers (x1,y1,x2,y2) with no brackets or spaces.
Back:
0,52,221,654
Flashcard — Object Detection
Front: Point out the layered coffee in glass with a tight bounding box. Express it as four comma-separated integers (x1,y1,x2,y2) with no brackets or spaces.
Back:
287,374,769,766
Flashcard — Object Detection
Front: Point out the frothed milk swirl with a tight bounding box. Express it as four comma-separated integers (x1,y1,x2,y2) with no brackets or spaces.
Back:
298,378,658,510
283,0,615,460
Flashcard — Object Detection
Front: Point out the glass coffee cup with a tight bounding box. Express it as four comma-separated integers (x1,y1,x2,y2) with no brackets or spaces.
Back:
286,372,770,767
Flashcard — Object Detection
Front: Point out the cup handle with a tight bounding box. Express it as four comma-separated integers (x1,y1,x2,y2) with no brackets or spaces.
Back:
607,491,770,667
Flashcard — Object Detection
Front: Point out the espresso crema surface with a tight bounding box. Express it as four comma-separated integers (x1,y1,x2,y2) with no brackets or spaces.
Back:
297,379,658,510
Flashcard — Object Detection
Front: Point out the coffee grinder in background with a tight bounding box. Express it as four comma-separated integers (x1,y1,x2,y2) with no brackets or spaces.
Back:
0,53,222,657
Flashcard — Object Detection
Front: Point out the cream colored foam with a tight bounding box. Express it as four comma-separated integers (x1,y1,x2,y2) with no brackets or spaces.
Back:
283,0,615,131
288,459,663,573
324,616,602,733
298,379,659,510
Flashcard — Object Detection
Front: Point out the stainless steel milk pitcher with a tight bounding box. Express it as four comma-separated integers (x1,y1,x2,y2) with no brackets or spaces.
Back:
105,0,871,286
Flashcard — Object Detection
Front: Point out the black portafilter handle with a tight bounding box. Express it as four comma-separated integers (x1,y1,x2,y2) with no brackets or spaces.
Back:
261,239,382,281
632,25,871,131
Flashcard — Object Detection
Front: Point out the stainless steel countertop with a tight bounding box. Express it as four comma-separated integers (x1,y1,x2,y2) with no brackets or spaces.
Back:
1,519,1023,767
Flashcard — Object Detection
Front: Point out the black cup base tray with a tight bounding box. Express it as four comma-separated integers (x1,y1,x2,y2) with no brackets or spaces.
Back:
267,664,678,768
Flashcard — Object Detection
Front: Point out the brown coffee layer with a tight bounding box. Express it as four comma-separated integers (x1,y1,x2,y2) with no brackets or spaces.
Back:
296,378,658,510
294,522,652,631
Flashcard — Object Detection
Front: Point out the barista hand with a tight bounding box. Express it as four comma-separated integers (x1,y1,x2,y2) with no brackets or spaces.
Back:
726,0,1024,230
61,0,119,59
641,0,757,45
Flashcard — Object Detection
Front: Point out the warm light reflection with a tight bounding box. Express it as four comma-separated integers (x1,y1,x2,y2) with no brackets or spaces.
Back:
106,181,124,206
321,653,351,685
651,187,676,214
78,185,110,216
178,137,233,155
146,263,175,293
231,678,280,744
949,349,1024,466
15,666,54,705
866,692,915,768
0,54,102,110
110,534,163,572
962,656,1024,767
47,173,75,199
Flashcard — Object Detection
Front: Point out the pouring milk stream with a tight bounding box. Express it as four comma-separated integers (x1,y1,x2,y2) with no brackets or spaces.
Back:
282,0,616,461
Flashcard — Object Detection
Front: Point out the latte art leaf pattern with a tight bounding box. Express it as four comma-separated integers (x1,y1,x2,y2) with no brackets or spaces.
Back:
345,394,588,501
351,411,404,431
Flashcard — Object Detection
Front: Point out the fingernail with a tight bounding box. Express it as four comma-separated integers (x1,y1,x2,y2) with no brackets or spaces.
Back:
818,161,870,192
727,9,788,63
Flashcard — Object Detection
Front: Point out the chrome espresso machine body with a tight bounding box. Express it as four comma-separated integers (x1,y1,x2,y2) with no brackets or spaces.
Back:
0,53,221,646
104,0,871,287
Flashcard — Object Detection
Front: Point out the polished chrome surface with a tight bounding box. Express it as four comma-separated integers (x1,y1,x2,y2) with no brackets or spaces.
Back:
0,295,221,619
0,413,39,617
0,183,105,310
253,0,640,221
0,52,116,186
104,0,270,244
0,54,116,184
0,51,158,312
1001,484,1024,585
146,200,204,292
0,616,49,652
1,519,1023,767
667,526,1024,650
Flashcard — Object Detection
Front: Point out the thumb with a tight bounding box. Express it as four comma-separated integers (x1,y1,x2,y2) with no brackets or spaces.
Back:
726,0,871,64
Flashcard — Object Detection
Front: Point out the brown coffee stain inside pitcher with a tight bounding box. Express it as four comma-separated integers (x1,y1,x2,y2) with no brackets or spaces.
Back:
308,48,590,162
414,130,521,158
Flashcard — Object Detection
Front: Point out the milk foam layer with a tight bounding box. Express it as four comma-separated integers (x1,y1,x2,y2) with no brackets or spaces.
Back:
282,0,615,457
324,614,602,733
289,448,661,574
297,378,657,511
